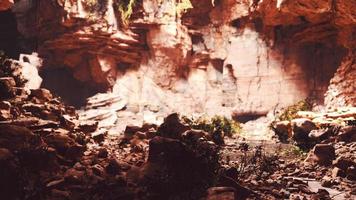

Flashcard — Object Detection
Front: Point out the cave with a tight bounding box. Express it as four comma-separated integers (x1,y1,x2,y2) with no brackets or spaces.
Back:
40,67,100,108
0,0,355,200
0,10,19,58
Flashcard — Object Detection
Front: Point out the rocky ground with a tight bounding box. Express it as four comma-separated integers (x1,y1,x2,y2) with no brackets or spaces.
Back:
1,58,356,200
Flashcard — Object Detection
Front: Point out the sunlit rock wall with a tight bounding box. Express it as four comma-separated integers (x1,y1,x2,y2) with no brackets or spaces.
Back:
5,0,355,118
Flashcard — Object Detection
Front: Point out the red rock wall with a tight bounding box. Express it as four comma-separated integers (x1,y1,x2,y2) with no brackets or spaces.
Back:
4,0,355,114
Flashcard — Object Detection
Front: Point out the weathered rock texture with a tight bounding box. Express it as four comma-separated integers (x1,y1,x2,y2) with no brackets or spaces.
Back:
3,0,356,117
0,0,13,11
325,52,356,108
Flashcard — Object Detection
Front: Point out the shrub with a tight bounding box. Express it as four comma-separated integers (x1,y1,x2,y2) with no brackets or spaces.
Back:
116,0,136,25
83,0,136,25
276,98,313,121
181,115,242,138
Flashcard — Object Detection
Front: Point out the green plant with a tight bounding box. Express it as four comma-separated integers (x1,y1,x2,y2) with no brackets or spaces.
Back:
83,0,136,25
233,144,279,180
276,99,313,121
182,115,242,138
281,145,307,158
116,0,136,25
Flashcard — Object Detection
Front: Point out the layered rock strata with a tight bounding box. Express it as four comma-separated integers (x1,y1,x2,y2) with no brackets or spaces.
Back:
3,0,356,117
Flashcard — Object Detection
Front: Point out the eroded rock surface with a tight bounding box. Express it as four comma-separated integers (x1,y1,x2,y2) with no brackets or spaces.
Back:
4,0,353,117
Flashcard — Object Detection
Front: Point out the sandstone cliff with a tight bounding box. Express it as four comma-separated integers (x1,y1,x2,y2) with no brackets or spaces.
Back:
2,0,355,118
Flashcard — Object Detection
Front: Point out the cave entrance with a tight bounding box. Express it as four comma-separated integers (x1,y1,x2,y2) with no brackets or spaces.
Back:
40,67,99,108
0,9,20,59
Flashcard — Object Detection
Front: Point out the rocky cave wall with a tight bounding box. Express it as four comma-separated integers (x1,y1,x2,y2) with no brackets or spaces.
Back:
1,0,355,119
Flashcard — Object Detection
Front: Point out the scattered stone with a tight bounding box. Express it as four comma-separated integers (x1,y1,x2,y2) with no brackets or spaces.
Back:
206,187,235,200
321,176,333,187
337,126,356,142
78,121,98,133
124,125,142,140
106,158,131,175
333,156,355,171
309,128,332,141
98,148,108,158
346,166,356,180
30,88,53,102
332,167,346,178
91,130,107,143
308,144,335,166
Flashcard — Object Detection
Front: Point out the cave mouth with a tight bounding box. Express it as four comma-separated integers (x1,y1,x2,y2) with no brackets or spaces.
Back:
40,67,100,108
233,112,267,123
0,9,20,59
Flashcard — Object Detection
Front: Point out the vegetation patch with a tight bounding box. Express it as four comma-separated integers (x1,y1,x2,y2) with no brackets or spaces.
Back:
280,145,308,159
275,98,313,122
83,0,137,25
231,143,279,180
116,0,136,25
181,115,242,138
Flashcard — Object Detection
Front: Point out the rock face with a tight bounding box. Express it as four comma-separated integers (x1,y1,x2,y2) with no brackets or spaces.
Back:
325,52,356,108
3,0,356,115
0,0,13,11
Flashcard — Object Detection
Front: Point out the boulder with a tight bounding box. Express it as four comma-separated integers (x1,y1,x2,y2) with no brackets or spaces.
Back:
337,126,356,142
333,156,355,171
78,121,98,133
124,125,142,140
146,134,220,198
292,118,317,146
156,113,190,139
206,187,235,200
309,144,336,166
331,167,346,178
182,129,210,141
30,88,53,102
346,166,356,180
106,158,132,175
308,128,333,141
148,136,187,163
44,133,76,155
91,130,107,143
272,121,291,142
0,77,16,100
0,125,36,151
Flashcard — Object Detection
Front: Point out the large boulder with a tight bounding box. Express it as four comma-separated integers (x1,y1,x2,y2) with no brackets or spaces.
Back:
306,144,335,166
0,125,37,151
145,134,220,199
272,121,291,142
156,113,190,139
206,187,235,200
337,126,356,142
0,77,16,100
291,118,317,147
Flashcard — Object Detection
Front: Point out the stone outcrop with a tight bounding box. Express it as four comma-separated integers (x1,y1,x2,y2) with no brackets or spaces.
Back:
0,0,13,11
3,0,356,117
325,52,356,108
